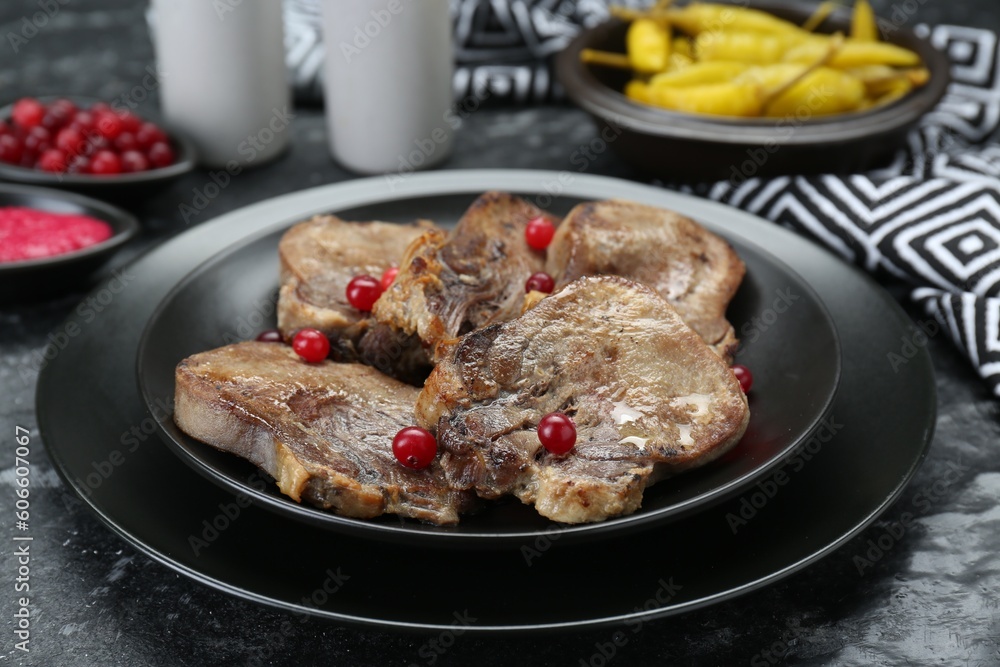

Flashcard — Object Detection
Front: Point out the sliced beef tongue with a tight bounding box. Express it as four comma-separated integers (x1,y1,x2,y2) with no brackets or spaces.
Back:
545,200,745,362
416,276,750,524
373,192,555,360
277,215,434,381
174,341,476,525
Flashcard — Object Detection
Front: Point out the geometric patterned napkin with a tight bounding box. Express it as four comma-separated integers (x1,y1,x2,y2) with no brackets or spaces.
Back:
694,24,1000,397
283,1,1000,396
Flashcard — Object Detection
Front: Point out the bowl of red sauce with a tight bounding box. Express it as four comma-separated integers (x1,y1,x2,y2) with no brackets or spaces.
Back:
0,96,196,201
0,183,139,302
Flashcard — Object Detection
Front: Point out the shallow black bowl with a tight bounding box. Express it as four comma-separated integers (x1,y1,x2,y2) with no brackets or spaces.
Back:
0,96,196,202
0,183,140,303
555,0,951,182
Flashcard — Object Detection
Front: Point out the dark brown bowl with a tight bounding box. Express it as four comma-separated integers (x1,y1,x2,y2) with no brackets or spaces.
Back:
555,0,951,182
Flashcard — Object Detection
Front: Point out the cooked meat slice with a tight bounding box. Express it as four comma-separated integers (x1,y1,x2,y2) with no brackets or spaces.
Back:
277,215,434,379
416,276,749,524
372,192,555,359
545,200,745,361
174,341,475,525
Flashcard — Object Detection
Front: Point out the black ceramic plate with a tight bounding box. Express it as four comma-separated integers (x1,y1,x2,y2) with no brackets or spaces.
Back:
36,171,935,631
0,182,139,303
136,199,840,546
0,96,196,201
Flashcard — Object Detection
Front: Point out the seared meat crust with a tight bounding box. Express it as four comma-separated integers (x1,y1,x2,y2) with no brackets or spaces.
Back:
546,200,745,361
373,192,556,359
174,341,475,525
416,276,749,524
277,215,434,381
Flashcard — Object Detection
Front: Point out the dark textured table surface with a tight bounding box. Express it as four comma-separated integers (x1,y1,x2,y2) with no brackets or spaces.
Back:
2,1,1000,666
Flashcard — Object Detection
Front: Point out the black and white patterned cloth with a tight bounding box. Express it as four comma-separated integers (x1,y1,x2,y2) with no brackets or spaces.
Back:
694,23,1000,397
284,2,1000,397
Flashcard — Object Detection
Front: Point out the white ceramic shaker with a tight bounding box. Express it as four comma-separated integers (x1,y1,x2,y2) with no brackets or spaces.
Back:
150,0,292,168
321,0,455,174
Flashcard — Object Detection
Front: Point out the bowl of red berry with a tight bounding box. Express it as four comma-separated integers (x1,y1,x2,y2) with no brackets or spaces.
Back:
0,96,196,199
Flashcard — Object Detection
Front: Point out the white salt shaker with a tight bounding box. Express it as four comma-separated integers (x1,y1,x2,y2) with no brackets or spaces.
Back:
321,0,455,174
150,0,292,168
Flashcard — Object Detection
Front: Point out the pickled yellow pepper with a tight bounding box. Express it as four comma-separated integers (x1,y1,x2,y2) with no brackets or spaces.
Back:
627,19,671,73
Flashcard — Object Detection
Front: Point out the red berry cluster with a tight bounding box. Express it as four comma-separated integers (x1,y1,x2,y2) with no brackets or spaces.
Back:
0,97,176,176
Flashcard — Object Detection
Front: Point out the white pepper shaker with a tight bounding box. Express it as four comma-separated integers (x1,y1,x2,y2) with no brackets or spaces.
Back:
150,0,292,168
321,0,455,174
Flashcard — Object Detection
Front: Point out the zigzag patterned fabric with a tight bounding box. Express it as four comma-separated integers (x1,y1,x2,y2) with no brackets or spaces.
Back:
692,23,1000,397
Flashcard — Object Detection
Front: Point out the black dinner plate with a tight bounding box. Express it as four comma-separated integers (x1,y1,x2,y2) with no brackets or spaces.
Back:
136,196,841,546
36,171,935,631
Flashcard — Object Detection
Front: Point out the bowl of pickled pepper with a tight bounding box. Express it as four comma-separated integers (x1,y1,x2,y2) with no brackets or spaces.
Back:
555,0,950,182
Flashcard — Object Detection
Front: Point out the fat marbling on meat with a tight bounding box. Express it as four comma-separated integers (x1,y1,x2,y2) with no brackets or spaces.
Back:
174,341,475,525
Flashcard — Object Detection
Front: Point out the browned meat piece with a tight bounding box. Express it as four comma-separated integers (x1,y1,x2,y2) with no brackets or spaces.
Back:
372,192,556,359
277,215,435,380
174,341,476,525
546,200,745,361
416,276,749,524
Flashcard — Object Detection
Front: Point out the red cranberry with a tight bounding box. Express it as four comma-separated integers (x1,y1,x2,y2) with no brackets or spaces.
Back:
380,266,399,291
136,122,167,149
37,149,68,173
0,134,23,164
118,112,141,133
525,216,556,251
23,126,51,155
66,155,90,174
346,275,383,312
55,127,86,155
392,427,437,469
732,364,753,393
89,150,122,175
40,111,66,132
255,329,284,343
94,112,123,140
120,150,149,173
69,111,94,131
86,135,110,154
0,120,10,136
50,98,77,118
11,98,45,129
292,328,330,363
537,412,576,454
525,272,555,293
147,141,175,169
114,132,138,152
45,101,75,129
66,155,91,174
